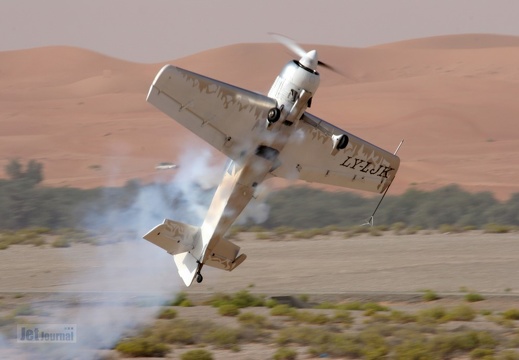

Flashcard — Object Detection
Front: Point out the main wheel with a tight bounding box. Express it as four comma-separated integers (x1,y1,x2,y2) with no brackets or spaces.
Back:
196,273,203,283
267,107,281,123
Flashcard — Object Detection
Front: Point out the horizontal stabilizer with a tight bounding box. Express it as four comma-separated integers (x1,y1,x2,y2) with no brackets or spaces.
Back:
143,219,200,255
204,239,247,271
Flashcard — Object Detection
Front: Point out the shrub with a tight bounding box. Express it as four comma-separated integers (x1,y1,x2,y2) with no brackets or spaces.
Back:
52,236,70,248
502,308,519,320
291,310,330,325
393,339,432,360
333,310,354,326
209,290,264,308
170,292,190,306
238,312,269,328
115,337,169,357
446,305,476,321
265,298,278,308
231,290,264,308
270,304,295,316
274,226,296,237
422,289,440,301
498,350,519,360
157,308,177,320
180,349,214,360
484,223,511,234
416,306,448,324
465,292,485,302
470,348,494,358
391,222,407,234
218,304,240,317
207,292,232,308
273,347,297,360
256,232,271,240
276,326,325,346
203,327,239,348
429,331,497,358
161,327,195,344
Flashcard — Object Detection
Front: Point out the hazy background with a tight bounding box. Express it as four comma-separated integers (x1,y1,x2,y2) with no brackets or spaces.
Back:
1,0,519,62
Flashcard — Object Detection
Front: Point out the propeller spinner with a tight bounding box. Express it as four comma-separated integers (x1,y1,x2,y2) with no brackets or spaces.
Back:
269,33,343,75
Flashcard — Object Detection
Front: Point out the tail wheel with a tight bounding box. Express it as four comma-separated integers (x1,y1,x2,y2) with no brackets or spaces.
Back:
267,107,281,123
196,273,203,283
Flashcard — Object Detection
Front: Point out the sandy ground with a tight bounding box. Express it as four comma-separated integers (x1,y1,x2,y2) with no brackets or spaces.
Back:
1,232,519,359
1,232,518,296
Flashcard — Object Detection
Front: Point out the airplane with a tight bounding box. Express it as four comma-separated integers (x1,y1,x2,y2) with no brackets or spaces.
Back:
143,35,401,286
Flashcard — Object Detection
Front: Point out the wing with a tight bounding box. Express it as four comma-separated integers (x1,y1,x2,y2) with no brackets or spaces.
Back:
146,65,278,160
271,112,400,194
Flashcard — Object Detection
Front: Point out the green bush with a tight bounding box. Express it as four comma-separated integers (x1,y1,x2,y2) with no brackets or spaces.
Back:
465,292,485,302
270,304,295,316
291,310,330,325
115,337,169,357
218,304,240,317
470,348,494,358
273,347,297,360
502,308,519,320
416,306,448,324
445,305,476,321
203,327,239,348
484,223,512,234
52,236,70,248
256,232,271,240
238,312,269,328
161,327,195,345
157,307,177,319
231,290,264,308
422,289,440,301
180,349,214,360
393,339,432,360
429,331,497,358
170,291,191,306
333,310,354,326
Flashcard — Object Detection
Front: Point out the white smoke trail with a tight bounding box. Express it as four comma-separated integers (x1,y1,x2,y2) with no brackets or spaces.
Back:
3,146,236,359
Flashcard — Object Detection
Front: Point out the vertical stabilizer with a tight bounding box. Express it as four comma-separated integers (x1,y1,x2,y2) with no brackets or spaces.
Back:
173,252,199,286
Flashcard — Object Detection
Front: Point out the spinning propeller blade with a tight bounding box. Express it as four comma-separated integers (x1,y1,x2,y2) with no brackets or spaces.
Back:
269,33,345,76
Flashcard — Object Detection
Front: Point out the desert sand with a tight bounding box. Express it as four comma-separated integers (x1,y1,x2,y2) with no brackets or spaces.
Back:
1,34,519,199
1,232,518,359
1,232,518,295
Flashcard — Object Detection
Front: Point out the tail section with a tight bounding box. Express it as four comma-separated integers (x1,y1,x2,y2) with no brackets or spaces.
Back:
144,219,201,286
144,218,247,286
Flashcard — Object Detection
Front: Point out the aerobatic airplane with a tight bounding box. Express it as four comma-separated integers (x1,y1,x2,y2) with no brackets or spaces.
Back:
143,35,400,286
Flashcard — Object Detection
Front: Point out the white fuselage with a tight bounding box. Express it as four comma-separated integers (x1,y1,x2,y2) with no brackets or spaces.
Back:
198,52,321,265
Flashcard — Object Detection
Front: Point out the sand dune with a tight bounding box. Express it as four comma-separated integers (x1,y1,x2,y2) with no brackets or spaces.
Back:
1,34,519,199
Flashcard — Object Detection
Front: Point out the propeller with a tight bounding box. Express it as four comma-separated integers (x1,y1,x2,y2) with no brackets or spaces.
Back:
268,32,345,76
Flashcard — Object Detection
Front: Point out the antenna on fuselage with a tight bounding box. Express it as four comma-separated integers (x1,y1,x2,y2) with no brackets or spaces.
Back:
362,139,404,227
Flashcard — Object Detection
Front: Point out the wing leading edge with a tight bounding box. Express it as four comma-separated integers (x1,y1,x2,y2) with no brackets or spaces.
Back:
272,112,400,194
146,65,278,162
